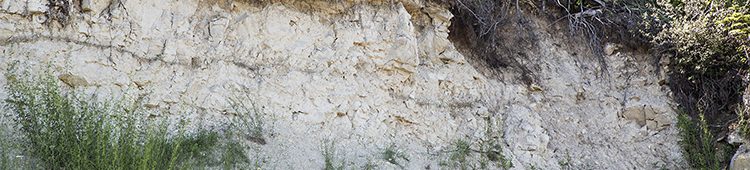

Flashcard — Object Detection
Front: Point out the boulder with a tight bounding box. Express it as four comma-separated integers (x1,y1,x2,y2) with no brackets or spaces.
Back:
732,145,750,170
58,73,89,87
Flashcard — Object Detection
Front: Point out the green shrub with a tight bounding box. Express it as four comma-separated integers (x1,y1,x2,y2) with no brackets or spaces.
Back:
2,64,247,169
447,139,472,170
717,4,750,60
651,1,747,77
676,111,722,169
639,1,749,168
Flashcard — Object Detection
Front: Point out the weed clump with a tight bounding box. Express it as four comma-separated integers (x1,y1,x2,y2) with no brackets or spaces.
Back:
229,93,267,145
382,144,409,168
1,64,247,169
323,141,345,170
677,111,721,169
441,117,512,170
448,139,472,169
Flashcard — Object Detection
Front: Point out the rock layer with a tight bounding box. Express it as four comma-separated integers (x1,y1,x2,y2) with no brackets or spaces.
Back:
0,0,683,169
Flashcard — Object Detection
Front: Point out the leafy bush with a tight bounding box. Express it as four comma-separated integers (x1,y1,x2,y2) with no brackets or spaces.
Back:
644,0,748,78
2,64,247,169
635,1,749,168
447,1,747,169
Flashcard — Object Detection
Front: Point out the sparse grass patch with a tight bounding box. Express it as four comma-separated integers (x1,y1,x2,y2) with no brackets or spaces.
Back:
737,104,750,139
363,161,377,170
0,112,28,169
446,139,472,169
382,144,409,168
443,117,513,170
0,112,12,170
1,64,247,169
221,131,250,169
557,151,572,169
323,141,345,170
478,117,512,170
676,111,722,169
0,154,5,169
229,93,267,145
0,133,8,170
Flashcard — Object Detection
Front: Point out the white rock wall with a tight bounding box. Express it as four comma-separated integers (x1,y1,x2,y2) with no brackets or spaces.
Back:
0,0,684,169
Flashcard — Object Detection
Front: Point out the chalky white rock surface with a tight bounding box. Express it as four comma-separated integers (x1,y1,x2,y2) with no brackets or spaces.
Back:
0,0,684,169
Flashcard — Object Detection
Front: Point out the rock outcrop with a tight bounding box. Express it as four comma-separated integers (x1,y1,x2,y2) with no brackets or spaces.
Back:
0,0,684,169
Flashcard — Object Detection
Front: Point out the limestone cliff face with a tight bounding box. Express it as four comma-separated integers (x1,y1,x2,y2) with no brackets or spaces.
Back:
0,0,683,169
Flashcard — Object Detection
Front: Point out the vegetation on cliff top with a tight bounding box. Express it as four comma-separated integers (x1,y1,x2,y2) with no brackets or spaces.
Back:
559,0,748,168
445,0,747,168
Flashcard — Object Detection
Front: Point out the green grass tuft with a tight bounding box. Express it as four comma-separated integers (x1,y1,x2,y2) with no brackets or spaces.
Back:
478,117,512,170
448,139,472,169
220,127,250,169
737,104,750,139
323,141,345,170
444,117,513,170
228,93,266,145
382,144,409,168
676,111,722,170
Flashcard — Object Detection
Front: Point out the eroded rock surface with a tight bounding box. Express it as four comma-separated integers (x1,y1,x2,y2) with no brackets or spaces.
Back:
0,0,683,169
